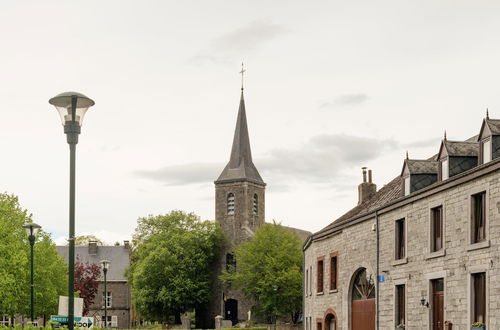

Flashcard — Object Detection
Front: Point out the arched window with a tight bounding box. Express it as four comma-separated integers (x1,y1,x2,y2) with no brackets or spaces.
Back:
227,193,235,215
253,194,258,215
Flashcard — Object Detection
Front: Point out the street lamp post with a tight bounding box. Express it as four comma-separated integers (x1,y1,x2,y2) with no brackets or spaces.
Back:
49,92,95,330
100,260,110,328
23,222,42,324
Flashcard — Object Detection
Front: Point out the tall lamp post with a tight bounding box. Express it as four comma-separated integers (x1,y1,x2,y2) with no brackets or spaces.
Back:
49,92,95,330
100,260,110,328
23,222,42,324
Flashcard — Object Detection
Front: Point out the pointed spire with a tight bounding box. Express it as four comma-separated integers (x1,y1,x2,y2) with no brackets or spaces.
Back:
215,82,265,185
406,150,409,159
486,108,489,119
444,130,447,141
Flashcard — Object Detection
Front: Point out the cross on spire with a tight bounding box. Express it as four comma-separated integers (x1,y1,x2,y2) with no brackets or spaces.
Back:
239,62,245,91
486,108,490,119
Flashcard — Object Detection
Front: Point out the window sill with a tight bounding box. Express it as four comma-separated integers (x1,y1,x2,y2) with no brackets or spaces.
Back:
316,292,324,296
425,249,446,260
467,240,490,251
329,289,338,294
391,257,408,266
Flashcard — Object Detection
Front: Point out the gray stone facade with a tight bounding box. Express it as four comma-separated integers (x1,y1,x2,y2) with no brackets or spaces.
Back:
304,117,500,329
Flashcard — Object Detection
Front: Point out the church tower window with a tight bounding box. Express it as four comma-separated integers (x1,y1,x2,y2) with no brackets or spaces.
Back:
253,194,258,215
227,193,235,215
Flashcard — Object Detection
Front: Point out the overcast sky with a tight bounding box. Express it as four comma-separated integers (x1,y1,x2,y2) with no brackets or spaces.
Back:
1,1,500,245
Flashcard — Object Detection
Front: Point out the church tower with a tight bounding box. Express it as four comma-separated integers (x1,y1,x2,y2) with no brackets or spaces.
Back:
211,83,266,325
215,88,266,244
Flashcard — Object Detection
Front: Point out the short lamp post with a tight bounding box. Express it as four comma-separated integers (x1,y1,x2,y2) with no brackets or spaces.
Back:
49,92,95,330
23,222,42,323
100,260,110,328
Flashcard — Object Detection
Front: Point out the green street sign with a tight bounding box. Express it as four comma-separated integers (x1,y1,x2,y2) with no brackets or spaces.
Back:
50,316,94,328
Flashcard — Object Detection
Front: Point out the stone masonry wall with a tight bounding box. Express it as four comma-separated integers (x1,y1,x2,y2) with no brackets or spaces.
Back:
305,168,500,329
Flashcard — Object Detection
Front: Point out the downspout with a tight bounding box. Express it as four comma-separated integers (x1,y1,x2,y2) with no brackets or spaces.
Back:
302,245,306,330
375,210,380,330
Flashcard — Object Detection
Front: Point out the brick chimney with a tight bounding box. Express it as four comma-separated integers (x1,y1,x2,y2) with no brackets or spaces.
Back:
88,240,98,255
123,240,130,249
358,167,377,205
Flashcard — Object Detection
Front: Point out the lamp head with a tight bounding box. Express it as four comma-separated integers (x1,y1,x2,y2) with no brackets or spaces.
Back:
23,222,42,238
100,259,111,271
49,92,95,127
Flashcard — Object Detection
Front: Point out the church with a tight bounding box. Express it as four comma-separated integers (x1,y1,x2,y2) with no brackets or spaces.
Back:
303,113,500,329
207,82,310,326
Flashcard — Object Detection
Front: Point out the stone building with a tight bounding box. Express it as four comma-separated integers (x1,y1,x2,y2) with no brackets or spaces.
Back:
304,115,500,329
57,241,132,328
208,87,310,326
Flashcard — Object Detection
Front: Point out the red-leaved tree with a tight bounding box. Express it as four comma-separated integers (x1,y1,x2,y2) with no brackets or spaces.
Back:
74,258,101,315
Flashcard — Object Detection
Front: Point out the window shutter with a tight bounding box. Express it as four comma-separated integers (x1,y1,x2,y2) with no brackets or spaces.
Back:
111,316,118,327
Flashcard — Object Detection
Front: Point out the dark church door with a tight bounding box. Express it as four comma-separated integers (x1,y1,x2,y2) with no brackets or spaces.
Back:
351,268,375,330
225,299,238,325
432,279,444,330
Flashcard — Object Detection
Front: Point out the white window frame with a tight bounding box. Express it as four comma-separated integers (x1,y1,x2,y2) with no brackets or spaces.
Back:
0,317,11,326
441,158,449,180
403,176,410,196
482,138,492,163
102,290,112,308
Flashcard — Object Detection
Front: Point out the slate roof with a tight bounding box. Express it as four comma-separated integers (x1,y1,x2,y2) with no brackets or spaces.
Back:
57,245,130,281
405,159,439,174
216,90,265,185
442,140,478,157
485,119,500,135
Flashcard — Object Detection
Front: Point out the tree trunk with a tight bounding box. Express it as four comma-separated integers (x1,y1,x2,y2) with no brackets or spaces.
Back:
175,311,181,324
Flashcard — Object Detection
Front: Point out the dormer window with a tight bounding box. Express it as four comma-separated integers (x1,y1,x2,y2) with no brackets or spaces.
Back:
482,139,492,164
227,193,235,215
441,158,449,180
404,176,410,196
253,194,258,215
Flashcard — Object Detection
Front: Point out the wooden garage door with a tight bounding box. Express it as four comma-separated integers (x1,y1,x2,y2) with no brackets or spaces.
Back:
352,299,375,330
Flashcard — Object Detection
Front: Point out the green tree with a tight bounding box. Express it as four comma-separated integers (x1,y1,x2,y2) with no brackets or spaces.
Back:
0,193,67,321
0,193,30,317
127,210,224,324
33,232,67,324
221,223,303,324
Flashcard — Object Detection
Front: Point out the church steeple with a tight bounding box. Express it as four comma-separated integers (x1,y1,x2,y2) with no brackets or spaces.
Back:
215,89,265,185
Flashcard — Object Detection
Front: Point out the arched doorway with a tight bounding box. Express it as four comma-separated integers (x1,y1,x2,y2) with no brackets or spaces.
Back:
324,309,337,330
351,268,375,330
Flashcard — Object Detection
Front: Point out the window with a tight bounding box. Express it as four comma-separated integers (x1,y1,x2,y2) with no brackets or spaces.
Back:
395,219,406,260
317,258,324,293
404,176,410,196
441,159,449,180
483,139,492,163
253,194,258,215
309,265,312,296
472,272,486,324
226,253,236,271
431,206,443,252
101,316,112,328
305,268,309,296
471,192,486,243
102,291,112,308
329,254,338,291
227,193,235,215
395,285,405,326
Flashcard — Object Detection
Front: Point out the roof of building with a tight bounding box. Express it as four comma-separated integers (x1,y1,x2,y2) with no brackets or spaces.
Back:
57,245,130,281
281,225,312,242
485,119,500,135
405,159,439,174
441,140,478,157
308,130,486,245
215,90,265,185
